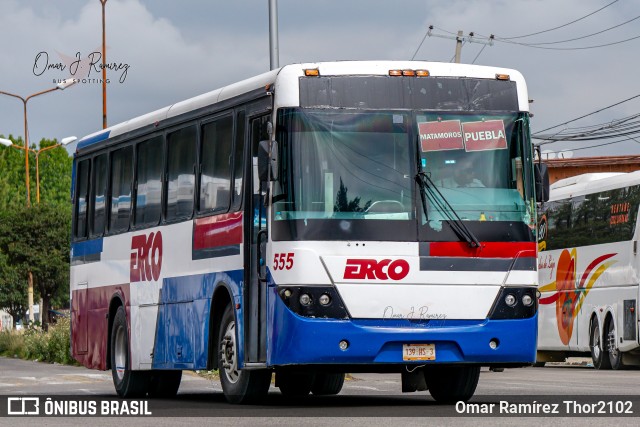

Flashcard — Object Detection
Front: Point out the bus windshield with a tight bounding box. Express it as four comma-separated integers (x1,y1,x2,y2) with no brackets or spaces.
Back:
418,112,536,234
274,108,413,222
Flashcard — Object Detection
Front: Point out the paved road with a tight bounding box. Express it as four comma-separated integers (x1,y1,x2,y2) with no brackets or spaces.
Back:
1,357,639,426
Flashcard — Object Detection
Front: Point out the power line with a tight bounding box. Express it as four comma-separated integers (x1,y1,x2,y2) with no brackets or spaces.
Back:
492,33,640,50
514,15,640,46
500,0,619,40
532,93,640,135
471,44,487,64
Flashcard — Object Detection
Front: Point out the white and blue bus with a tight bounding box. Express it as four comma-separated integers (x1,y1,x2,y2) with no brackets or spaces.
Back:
70,61,543,403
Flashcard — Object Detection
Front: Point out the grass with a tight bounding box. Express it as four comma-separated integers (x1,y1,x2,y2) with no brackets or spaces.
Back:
0,316,77,365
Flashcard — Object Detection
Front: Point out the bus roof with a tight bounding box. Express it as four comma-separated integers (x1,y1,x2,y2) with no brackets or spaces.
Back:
75,61,528,155
550,171,640,201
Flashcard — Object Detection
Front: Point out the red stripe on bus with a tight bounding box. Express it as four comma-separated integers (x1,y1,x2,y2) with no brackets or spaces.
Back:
72,284,130,371
429,242,537,258
193,212,243,251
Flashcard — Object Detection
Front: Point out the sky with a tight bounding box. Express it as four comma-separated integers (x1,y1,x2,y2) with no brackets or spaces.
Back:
0,0,639,158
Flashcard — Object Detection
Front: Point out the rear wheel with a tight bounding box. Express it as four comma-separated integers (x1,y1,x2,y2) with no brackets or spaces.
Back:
311,373,345,396
111,306,148,397
148,370,182,398
218,305,271,404
607,319,623,370
277,371,315,396
590,320,611,370
424,366,480,403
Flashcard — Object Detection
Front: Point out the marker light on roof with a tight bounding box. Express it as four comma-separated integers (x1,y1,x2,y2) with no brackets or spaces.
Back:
389,69,403,76
415,70,430,77
495,74,510,81
304,69,320,77
402,69,416,76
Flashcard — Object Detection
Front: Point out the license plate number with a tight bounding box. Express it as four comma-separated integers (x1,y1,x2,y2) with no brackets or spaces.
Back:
403,343,435,361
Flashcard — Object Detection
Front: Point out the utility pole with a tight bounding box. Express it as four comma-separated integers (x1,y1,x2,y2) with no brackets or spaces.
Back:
426,26,494,63
454,30,464,64
268,0,279,70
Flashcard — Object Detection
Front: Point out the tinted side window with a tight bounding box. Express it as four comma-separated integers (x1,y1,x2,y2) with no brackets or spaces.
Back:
74,159,90,238
200,116,233,212
91,153,108,236
110,146,133,233
232,111,246,210
135,136,163,227
166,126,196,221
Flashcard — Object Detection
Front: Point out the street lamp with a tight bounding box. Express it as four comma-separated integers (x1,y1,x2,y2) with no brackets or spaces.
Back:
0,79,77,206
0,136,77,204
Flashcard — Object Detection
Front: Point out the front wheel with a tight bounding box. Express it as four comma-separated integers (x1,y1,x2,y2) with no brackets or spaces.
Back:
111,306,148,397
590,320,611,370
311,373,345,396
424,366,480,403
218,305,271,404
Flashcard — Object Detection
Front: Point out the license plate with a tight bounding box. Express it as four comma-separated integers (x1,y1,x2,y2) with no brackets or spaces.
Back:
402,343,435,361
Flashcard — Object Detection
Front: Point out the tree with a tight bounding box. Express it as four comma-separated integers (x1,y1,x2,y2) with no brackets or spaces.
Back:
334,178,372,213
0,203,71,328
0,252,27,328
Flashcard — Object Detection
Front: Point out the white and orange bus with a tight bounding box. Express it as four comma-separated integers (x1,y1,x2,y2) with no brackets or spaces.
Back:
538,172,640,369
71,61,543,403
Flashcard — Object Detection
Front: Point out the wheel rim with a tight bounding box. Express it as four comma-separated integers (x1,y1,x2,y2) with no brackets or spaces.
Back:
592,324,601,360
608,322,618,359
220,320,239,384
114,324,126,381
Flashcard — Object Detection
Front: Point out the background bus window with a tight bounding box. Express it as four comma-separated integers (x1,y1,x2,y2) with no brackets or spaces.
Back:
200,116,233,212
109,146,133,233
135,136,163,227
74,159,90,239
90,153,108,237
166,126,196,221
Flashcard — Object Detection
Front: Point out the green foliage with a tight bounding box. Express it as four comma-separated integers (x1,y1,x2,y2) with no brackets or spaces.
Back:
0,317,75,364
0,251,27,326
0,330,27,358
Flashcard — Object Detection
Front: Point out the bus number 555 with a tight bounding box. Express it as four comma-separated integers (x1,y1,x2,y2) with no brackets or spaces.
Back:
273,253,294,271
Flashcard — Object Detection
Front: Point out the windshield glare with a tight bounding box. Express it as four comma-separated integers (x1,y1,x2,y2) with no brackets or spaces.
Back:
274,109,413,221
418,112,534,229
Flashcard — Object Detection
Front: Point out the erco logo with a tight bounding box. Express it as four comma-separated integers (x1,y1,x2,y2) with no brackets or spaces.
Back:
130,231,163,283
343,258,410,280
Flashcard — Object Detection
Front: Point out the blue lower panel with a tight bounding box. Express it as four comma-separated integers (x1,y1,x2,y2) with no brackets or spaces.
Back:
268,288,537,365
152,270,243,370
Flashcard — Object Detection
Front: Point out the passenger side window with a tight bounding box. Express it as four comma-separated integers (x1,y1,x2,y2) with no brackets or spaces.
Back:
110,146,133,233
135,136,163,227
200,116,233,212
166,126,196,221
90,153,108,237
74,159,90,239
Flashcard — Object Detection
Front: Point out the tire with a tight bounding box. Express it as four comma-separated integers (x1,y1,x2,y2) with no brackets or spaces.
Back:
607,319,624,370
111,306,148,397
218,305,271,404
590,320,611,370
277,371,315,396
424,366,480,403
148,370,182,398
311,373,345,396
532,362,546,368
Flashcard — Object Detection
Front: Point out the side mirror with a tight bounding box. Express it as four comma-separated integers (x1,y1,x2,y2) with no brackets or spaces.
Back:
258,140,278,182
534,163,550,203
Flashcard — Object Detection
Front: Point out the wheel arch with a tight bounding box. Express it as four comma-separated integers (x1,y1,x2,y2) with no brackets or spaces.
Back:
208,282,233,370
106,292,125,370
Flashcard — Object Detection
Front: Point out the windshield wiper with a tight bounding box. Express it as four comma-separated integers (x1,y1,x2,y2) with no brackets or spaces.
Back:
415,171,481,248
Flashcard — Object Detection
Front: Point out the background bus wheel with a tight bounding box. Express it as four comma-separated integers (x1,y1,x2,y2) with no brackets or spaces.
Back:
311,373,345,396
276,371,315,396
218,305,271,404
148,370,182,398
590,320,610,370
607,320,624,370
111,306,148,397
424,366,480,403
